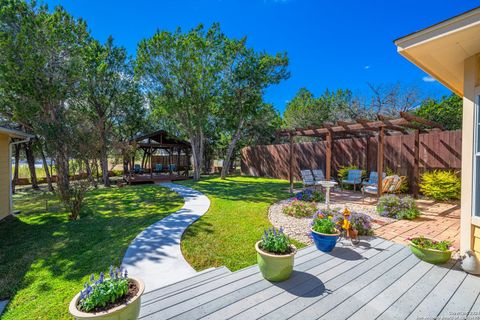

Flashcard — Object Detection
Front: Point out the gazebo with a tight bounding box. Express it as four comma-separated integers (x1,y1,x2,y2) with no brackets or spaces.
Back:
277,112,444,197
125,130,192,184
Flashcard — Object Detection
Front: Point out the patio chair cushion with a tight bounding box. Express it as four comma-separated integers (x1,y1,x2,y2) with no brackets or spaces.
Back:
155,164,163,171
363,185,378,194
362,171,386,186
343,170,363,184
169,164,177,171
312,169,325,181
300,170,315,186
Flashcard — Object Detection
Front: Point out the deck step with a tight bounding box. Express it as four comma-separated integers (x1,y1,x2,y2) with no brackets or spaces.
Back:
141,266,231,303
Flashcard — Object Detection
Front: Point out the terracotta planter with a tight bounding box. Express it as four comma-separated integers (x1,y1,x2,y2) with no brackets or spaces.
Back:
408,240,453,264
69,277,145,320
347,228,358,238
255,241,296,282
311,228,340,252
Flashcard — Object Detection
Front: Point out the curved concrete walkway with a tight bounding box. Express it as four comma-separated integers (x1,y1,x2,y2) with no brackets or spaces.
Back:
122,182,210,293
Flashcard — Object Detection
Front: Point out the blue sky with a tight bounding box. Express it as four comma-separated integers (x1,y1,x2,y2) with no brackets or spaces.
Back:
44,0,479,113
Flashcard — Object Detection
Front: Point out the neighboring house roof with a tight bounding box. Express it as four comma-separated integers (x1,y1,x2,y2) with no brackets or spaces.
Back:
394,6,480,96
0,126,34,139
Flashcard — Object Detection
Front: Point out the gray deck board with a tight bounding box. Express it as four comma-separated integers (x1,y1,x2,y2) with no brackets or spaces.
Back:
437,273,480,319
137,237,480,320
227,239,393,320
183,238,387,320
377,260,457,320
347,259,434,320
142,266,231,303
262,245,409,320
405,264,467,320
139,241,332,319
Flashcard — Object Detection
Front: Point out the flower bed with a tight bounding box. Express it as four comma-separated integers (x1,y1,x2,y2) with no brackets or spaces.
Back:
270,198,388,244
377,195,420,220
282,199,318,218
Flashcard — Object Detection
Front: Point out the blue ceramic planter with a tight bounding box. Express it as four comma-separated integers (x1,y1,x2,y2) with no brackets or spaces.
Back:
311,229,340,252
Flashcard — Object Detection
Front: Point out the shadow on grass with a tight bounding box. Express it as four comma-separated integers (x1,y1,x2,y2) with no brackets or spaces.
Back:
0,184,183,310
179,176,299,204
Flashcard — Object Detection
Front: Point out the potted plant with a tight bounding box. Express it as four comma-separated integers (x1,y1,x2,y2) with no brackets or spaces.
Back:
311,210,340,252
255,227,296,281
408,236,455,264
69,266,145,320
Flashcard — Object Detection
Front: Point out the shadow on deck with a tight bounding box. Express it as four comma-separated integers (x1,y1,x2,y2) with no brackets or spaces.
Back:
138,237,479,320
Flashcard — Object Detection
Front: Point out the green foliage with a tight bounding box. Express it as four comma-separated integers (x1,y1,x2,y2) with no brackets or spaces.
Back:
419,170,461,201
415,94,462,130
0,185,183,319
295,189,325,202
78,267,129,312
311,216,337,234
283,88,360,129
282,200,318,218
410,236,453,251
179,176,305,272
377,195,421,220
136,23,230,180
259,227,292,254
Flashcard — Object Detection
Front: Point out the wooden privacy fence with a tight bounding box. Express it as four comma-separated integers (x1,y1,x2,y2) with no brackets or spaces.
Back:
240,130,462,191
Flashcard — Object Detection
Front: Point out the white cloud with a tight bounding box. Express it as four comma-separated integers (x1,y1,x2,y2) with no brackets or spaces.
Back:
364,65,371,70
422,76,436,82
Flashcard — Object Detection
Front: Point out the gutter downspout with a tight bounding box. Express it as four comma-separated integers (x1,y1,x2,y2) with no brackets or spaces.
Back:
8,137,31,215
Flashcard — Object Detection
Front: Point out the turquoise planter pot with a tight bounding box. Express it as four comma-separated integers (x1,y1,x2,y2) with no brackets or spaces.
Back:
255,241,296,282
311,229,340,252
408,240,453,264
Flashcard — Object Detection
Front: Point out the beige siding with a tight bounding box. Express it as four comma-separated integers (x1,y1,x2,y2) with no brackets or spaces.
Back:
0,133,10,220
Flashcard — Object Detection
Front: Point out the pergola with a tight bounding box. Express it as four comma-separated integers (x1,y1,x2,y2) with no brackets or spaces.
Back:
277,112,444,197
128,130,191,180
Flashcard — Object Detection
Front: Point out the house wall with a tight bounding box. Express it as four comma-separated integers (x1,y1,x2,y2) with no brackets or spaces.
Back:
0,133,10,220
461,54,480,255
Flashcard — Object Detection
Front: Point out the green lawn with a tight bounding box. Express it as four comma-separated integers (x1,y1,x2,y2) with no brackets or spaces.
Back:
0,185,183,320
179,176,304,272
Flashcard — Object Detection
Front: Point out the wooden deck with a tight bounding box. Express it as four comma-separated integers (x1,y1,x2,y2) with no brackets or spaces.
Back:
139,237,480,319
126,174,190,184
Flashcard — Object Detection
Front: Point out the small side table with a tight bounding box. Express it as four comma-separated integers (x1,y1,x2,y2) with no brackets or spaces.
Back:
319,181,338,210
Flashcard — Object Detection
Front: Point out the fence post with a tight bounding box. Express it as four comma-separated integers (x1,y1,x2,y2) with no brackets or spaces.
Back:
413,129,420,198
289,135,294,194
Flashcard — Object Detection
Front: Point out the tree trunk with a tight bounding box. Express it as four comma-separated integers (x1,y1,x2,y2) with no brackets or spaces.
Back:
189,129,204,181
55,152,70,202
25,141,39,189
99,147,110,187
221,118,245,180
12,144,20,194
85,158,97,188
39,141,54,191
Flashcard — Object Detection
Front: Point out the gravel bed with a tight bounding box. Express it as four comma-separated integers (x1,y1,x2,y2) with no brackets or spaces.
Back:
268,198,395,245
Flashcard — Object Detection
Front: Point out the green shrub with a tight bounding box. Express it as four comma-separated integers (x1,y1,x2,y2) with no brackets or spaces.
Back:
282,200,318,218
260,227,292,254
419,170,461,201
377,195,420,220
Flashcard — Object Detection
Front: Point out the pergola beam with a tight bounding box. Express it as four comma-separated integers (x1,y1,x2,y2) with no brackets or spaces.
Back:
400,112,444,130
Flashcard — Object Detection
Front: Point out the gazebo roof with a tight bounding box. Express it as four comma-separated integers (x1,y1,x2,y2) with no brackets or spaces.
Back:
131,130,191,149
